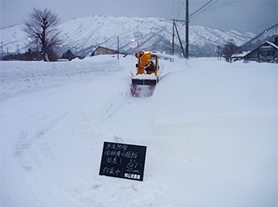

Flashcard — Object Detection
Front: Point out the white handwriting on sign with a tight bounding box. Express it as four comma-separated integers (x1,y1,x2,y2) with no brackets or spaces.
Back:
102,167,121,176
106,143,128,151
107,157,122,164
126,159,139,173
104,150,138,159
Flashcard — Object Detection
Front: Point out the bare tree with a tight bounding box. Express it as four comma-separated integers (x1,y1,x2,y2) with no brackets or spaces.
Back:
222,39,239,63
23,8,62,61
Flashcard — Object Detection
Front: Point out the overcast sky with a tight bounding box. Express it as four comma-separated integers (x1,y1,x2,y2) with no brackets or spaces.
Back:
0,0,277,34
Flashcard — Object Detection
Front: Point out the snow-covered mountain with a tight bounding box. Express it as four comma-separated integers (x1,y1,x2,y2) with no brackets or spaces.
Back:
0,15,255,57
241,23,278,51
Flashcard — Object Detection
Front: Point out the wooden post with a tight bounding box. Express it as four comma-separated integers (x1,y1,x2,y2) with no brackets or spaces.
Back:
172,19,175,55
185,0,189,59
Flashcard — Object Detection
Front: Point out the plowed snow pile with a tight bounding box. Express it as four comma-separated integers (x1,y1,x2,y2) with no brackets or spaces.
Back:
1,55,277,207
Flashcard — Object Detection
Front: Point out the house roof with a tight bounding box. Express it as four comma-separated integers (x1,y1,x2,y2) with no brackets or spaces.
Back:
93,46,117,53
90,46,118,56
232,51,250,58
265,41,278,50
244,41,278,58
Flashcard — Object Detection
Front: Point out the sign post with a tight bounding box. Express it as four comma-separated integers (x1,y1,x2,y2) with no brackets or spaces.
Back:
99,142,147,181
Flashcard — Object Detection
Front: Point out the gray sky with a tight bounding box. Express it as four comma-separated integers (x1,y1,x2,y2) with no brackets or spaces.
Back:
0,0,277,34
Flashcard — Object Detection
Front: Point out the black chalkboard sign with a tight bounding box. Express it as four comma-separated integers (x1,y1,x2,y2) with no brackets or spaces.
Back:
99,142,147,181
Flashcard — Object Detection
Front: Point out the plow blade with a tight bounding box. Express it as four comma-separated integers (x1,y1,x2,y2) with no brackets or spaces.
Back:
132,79,157,86
131,84,156,97
131,78,157,97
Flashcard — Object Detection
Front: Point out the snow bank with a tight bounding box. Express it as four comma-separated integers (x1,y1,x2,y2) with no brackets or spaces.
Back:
0,55,121,100
150,58,277,207
154,59,277,124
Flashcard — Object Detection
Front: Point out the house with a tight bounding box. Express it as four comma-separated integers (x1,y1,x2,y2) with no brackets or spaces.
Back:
91,46,119,56
243,41,278,63
231,51,250,62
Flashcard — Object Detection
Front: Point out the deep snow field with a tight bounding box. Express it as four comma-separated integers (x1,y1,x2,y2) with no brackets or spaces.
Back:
0,55,277,207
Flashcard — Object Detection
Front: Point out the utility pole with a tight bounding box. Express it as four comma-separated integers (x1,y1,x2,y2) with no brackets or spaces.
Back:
185,0,189,59
172,0,189,58
1,42,3,59
117,37,119,59
172,19,175,55
172,19,186,57
173,21,186,57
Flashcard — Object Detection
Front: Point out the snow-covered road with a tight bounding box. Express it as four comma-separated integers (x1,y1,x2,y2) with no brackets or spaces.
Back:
1,56,277,207
0,56,132,206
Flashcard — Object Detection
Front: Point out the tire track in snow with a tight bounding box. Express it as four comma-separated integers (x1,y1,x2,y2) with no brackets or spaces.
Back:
14,112,69,171
100,75,131,121
14,131,33,172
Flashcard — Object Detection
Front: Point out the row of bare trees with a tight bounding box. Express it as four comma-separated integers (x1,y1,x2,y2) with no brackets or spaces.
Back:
23,8,62,61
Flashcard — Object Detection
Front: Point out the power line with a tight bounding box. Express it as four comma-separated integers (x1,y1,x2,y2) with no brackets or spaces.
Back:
203,0,240,12
170,0,175,19
190,0,240,19
190,0,218,18
176,1,185,20
169,0,242,58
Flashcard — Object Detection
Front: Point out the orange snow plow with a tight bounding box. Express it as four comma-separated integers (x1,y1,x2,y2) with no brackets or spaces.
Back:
131,51,159,97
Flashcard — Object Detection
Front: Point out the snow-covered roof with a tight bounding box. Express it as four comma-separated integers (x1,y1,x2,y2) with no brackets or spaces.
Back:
243,41,278,58
232,51,250,58
266,41,278,50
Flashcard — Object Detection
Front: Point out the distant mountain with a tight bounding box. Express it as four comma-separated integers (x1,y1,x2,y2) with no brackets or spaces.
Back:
241,23,278,51
0,15,255,57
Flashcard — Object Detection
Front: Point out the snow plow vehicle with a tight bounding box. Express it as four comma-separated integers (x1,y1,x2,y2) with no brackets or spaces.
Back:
131,51,159,97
